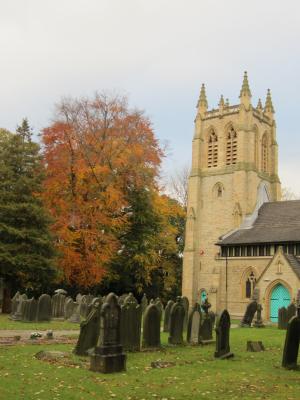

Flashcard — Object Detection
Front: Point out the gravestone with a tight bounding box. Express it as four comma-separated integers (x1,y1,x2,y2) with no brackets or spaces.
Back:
253,304,265,328
187,303,201,344
10,291,20,317
74,297,102,356
36,294,52,321
154,298,164,322
11,294,28,320
76,293,82,303
209,311,216,328
247,341,265,352
68,302,81,323
118,294,128,306
287,302,297,322
79,295,89,319
163,300,174,333
120,293,142,351
168,297,185,345
23,298,38,322
141,293,148,314
278,307,288,329
64,298,75,320
54,288,67,295
240,300,257,327
142,303,161,349
52,293,66,318
181,296,189,330
215,309,234,359
282,315,300,369
199,298,214,344
89,293,126,373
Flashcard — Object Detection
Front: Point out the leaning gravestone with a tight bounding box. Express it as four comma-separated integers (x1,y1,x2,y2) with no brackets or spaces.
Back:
287,302,297,322
120,293,142,351
282,291,300,369
278,307,288,329
74,298,102,356
181,296,189,330
168,297,185,345
23,298,38,322
89,293,126,373
142,303,161,349
36,294,52,321
215,309,234,359
240,300,257,327
163,300,175,333
141,293,148,315
52,293,66,318
187,303,201,344
199,298,214,344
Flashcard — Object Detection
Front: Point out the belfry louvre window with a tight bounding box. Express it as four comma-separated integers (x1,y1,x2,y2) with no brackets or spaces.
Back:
208,131,218,168
226,126,237,165
261,134,268,172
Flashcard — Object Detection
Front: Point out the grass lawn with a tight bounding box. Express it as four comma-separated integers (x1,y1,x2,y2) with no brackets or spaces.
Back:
0,326,299,400
0,314,79,331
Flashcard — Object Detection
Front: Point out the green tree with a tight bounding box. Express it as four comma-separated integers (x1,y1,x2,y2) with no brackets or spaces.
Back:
0,120,57,304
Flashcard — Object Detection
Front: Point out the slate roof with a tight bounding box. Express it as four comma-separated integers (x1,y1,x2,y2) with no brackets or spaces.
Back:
285,254,300,279
219,200,300,245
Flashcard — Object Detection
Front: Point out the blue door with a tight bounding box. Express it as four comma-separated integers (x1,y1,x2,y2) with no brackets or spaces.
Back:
270,284,290,322
201,290,207,303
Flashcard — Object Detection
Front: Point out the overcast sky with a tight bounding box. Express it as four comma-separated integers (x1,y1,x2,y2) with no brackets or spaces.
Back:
1,0,300,195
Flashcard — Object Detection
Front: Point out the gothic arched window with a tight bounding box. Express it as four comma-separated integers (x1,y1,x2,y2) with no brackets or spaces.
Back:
261,133,268,172
226,126,237,165
207,130,218,168
245,271,256,299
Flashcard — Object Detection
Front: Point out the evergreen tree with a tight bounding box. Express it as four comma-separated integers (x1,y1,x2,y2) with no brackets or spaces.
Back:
0,121,57,299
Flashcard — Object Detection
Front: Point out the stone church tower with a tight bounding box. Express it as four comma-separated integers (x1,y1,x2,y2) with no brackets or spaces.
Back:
182,72,281,311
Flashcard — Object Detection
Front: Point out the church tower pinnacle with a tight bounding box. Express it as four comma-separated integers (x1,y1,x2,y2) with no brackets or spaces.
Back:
197,84,208,116
239,71,252,109
264,89,275,117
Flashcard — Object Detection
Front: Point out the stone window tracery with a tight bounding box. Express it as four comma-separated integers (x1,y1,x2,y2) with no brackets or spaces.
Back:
226,126,237,165
207,130,218,168
245,271,256,299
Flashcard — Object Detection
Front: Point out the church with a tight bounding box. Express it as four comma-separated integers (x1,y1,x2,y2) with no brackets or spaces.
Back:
182,72,300,321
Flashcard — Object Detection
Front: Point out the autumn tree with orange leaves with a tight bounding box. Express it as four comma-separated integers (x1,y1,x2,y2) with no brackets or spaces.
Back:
42,93,164,289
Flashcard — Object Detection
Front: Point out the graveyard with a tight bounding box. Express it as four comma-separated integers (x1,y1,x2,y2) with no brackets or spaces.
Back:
0,291,300,400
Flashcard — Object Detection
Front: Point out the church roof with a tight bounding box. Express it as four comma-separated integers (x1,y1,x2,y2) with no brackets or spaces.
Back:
219,200,300,245
285,254,300,279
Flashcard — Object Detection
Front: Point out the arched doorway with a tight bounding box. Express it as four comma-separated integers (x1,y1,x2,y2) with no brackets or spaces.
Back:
270,284,290,322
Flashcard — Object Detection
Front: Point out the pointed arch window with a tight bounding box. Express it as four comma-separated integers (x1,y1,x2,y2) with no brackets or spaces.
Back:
261,134,268,172
245,271,256,299
226,126,237,165
207,130,218,168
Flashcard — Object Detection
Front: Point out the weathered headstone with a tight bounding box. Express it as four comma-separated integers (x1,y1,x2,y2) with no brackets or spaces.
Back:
240,300,257,327
163,300,174,333
287,302,297,322
168,297,185,345
187,303,201,344
54,288,67,295
282,291,300,369
120,293,142,351
154,297,164,322
79,295,89,319
52,293,66,318
36,294,52,322
11,294,28,320
74,298,102,356
64,298,75,320
142,303,161,349
247,341,265,352
278,307,288,329
23,298,38,322
68,302,81,323
181,296,189,330
209,311,216,328
253,304,265,328
215,309,234,359
141,293,148,314
10,291,20,317
118,294,128,306
89,293,126,373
